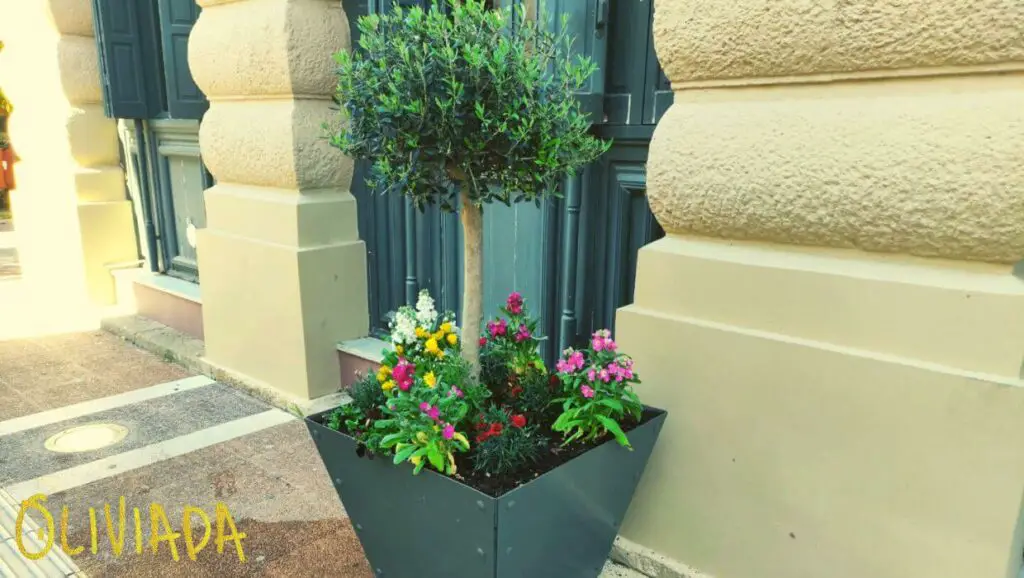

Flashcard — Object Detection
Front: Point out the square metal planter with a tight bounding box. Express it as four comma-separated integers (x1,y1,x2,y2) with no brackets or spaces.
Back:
306,407,667,578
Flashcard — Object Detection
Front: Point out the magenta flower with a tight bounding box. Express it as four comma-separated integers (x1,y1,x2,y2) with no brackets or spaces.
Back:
580,385,595,398
506,292,524,315
599,369,610,383
515,324,530,343
443,424,455,440
592,337,604,352
487,319,508,338
449,385,464,398
427,406,440,421
392,359,415,391
419,401,430,412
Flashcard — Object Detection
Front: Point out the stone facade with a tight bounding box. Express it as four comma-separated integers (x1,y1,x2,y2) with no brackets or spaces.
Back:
618,1,1024,577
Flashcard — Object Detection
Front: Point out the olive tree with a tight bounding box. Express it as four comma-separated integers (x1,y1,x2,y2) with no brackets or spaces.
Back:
329,0,609,375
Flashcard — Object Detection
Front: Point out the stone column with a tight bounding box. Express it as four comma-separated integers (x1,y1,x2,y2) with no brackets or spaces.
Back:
0,0,137,307
189,0,368,401
618,2,1024,577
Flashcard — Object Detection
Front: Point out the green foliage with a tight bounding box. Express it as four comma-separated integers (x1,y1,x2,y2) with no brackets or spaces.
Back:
350,371,386,415
514,367,556,416
328,0,610,211
551,330,643,449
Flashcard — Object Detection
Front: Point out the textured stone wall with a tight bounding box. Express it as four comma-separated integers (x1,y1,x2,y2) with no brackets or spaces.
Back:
646,0,1024,264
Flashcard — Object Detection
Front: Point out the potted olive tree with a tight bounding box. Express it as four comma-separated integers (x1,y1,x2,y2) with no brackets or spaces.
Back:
309,3,666,577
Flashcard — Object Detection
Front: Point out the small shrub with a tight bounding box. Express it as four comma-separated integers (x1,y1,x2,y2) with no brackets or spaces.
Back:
349,371,385,415
471,405,548,476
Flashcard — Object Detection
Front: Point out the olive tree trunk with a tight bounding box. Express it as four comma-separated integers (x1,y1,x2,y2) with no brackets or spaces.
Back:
459,184,483,379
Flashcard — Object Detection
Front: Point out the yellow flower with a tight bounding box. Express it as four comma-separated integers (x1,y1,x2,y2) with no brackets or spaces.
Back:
381,380,395,392
415,327,428,339
410,455,422,466
436,349,445,358
424,371,437,388
431,331,444,342
440,322,452,333
376,365,391,383
395,345,404,355
446,333,458,346
425,338,439,353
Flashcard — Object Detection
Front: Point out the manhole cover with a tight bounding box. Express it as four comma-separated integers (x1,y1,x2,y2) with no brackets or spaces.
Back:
44,423,129,453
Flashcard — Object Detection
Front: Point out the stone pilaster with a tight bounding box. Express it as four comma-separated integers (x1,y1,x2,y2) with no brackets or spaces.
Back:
0,0,137,306
618,1,1024,577
189,0,368,401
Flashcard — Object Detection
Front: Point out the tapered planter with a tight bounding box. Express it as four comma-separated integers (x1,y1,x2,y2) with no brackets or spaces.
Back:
306,407,666,578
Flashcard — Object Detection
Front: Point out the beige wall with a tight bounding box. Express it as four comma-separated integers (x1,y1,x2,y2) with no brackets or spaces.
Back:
619,1,1024,577
0,0,137,306
189,0,368,401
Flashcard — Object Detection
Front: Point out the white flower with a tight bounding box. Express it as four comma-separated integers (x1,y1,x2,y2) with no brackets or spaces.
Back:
415,289,438,327
390,306,418,345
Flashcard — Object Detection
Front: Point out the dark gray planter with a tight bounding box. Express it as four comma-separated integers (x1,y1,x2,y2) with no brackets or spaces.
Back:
306,407,666,578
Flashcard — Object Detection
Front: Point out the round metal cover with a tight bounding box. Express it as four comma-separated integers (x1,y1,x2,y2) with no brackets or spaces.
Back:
44,423,129,453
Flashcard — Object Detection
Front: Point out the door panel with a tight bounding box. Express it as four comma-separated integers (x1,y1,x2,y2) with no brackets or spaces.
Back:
146,120,208,282
157,0,208,119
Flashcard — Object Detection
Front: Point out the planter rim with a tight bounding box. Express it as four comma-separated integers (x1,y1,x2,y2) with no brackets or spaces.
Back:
305,404,667,500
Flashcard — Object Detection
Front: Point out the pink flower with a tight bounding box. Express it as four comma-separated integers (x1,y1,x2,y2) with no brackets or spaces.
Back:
506,292,524,315
515,324,530,343
580,385,595,398
556,359,571,374
449,385,463,398
591,329,616,353
419,402,430,412
587,369,596,382
427,406,440,421
599,369,610,383
442,424,455,440
569,351,585,371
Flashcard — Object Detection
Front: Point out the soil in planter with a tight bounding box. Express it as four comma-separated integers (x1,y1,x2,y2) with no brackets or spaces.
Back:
326,407,660,498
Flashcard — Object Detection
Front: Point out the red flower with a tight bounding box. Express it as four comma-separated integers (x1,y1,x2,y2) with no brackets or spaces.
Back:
511,415,527,428
479,337,487,347
509,385,523,398
549,375,560,389
490,422,503,436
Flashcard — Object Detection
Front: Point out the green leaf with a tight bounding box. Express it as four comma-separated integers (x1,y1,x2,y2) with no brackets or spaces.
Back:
598,399,624,412
394,445,417,464
595,415,632,449
380,433,405,448
427,445,444,472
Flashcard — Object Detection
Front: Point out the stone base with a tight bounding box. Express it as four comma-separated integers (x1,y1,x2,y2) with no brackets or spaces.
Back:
617,235,1024,578
197,185,368,401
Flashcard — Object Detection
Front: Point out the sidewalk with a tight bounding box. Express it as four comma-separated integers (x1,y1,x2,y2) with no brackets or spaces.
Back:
0,330,644,577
